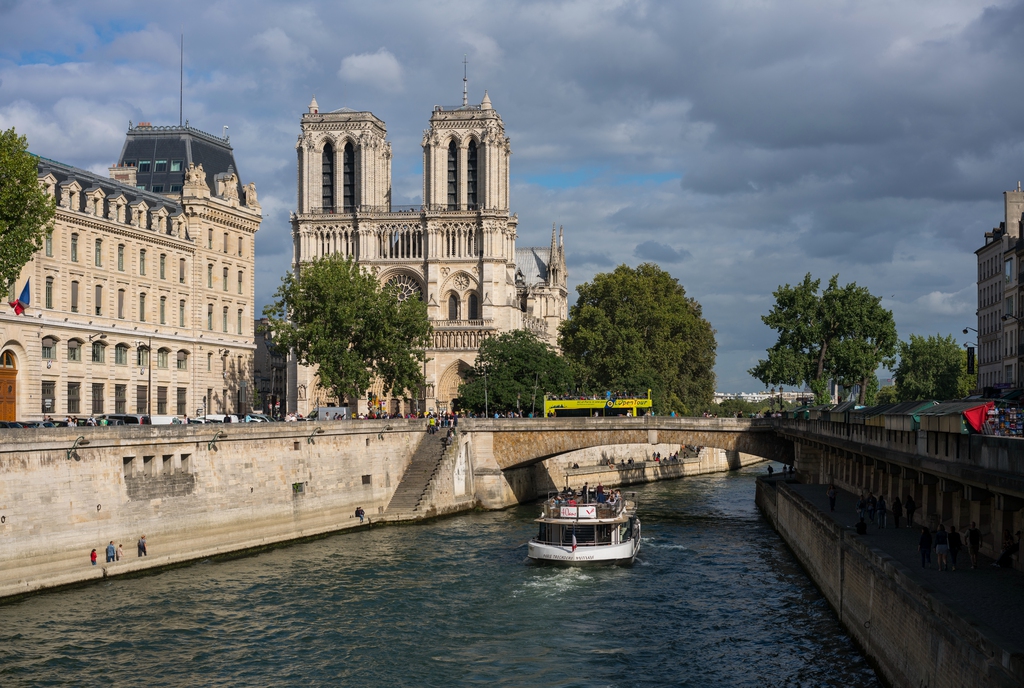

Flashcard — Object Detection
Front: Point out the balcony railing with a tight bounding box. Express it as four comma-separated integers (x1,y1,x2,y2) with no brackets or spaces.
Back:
433,319,493,329
304,203,483,215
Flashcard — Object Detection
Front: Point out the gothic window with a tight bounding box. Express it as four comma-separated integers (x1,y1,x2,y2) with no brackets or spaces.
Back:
448,294,460,320
469,293,479,320
467,140,478,209
322,143,334,212
447,141,458,210
385,274,423,302
343,142,355,211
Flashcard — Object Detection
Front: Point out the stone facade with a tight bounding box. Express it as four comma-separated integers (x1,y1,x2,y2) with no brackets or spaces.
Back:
0,123,261,421
288,92,567,416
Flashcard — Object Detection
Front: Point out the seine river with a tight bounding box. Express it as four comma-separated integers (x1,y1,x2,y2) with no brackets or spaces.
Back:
0,464,879,687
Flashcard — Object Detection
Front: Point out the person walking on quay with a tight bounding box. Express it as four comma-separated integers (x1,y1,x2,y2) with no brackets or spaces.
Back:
856,494,866,521
877,495,888,529
116,543,124,561
892,496,903,529
105,541,116,563
355,506,365,524
827,484,837,513
905,495,917,528
90,549,97,566
919,527,933,568
866,493,877,523
967,522,982,569
935,525,950,571
137,535,147,557
948,526,963,571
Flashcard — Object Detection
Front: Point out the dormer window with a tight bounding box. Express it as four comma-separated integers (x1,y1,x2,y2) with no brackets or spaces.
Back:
138,161,151,172
155,160,167,172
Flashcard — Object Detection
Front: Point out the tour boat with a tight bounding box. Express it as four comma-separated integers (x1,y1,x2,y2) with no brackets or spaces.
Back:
527,491,641,565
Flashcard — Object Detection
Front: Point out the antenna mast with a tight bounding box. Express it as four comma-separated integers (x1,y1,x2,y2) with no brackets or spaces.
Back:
462,54,468,107
179,31,183,126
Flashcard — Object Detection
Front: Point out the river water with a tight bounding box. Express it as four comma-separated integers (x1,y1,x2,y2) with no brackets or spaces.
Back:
0,464,879,687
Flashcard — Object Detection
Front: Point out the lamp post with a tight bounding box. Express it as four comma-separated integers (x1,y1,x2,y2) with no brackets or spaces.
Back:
135,335,153,417
483,371,488,418
531,371,540,417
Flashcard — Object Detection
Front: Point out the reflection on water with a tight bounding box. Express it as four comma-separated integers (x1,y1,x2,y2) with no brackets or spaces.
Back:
0,464,879,687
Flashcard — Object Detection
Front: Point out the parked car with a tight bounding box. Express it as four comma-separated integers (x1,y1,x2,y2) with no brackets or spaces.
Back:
150,415,184,425
202,414,239,423
243,413,274,422
97,414,151,425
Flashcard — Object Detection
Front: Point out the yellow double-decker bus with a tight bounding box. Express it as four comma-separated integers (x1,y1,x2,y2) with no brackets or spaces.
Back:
543,390,653,418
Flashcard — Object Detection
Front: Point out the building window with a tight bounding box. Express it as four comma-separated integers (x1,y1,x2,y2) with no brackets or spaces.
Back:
343,142,355,211
179,300,186,327
68,340,81,362
223,267,228,291
94,238,102,267
170,184,181,193
159,296,166,324
70,281,79,313
223,306,228,332
155,160,167,172
179,258,186,284
238,237,244,257
157,349,168,369
91,383,104,414
237,309,243,334
159,254,166,279
138,160,151,172
94,284,102,316
137,347,149,368
207,304,213,330
115,384,126,414
115,344,128,365
117,289,125,319
67,382,81,414
208,264,213,288
118,244,125,271
170,160,183,172
70,233,78,262
139,249,146,275
223,232,228,253
92,341,105,363
447,140,458,210
157,386,168,415
45,232,52,256
469,293,479,320
207,353,212,371
448,294,459,320
322,142,334,211
238,271,243,294
176,387,187,415
208,229,213,249
45,277,53,309
137,385,148,414
152,185,164,194
176,351,188,370
467,140,478,209
41,381,55,414
139,293,147,322
41,337,56,360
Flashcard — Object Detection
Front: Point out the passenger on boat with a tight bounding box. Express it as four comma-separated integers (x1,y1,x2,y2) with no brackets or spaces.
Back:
607,491,618,507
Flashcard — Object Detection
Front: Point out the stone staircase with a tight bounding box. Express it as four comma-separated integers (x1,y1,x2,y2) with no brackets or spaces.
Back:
385,431,452,513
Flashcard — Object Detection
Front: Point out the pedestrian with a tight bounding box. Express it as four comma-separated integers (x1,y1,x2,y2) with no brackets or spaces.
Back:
967,522,982,568
767,465,774,477
856,495,866,521
892,496,903,529
116,543,124,561
905,495,917,527
106,541,116,563
90,549,98,566
866,493,877,523
919,527,932,568
355,506,365,524
826,484,837,513
948,527,963,571
137,535,147,557
935,524,949,571
877,495,887,528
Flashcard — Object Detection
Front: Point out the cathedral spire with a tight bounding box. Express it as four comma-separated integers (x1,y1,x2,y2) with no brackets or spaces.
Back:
549,223,557,257
462,55,468,107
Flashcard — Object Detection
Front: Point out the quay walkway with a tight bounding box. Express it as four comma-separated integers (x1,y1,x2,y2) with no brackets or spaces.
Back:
773,476,1024,658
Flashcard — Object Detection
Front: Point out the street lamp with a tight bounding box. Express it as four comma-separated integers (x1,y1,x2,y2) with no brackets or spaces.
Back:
963,327,978,334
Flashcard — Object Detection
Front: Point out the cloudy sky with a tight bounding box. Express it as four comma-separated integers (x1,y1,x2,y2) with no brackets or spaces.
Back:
0,0,1013,391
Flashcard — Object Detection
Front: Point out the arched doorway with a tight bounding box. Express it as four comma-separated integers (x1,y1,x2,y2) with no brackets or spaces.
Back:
0,351,16,421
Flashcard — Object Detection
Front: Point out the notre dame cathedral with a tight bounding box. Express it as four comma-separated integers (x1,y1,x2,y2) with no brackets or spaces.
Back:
288,89,567,415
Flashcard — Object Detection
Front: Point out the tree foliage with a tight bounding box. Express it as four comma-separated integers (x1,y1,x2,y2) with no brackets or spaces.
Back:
558,263,717,414
457,330,573,414
750,273,896,404
889,334,973,401
264,255,432,404
0,128,54,289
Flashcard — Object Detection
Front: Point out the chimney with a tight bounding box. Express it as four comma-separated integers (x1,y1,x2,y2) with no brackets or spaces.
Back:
108,164,137,187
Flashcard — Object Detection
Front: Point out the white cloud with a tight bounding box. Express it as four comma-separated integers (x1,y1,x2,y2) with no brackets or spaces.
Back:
338,48,403,93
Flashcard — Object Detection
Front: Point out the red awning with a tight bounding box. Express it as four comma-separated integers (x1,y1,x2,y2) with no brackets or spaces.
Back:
963,402,995,433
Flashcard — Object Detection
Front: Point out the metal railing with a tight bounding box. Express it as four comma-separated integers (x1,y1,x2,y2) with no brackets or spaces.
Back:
303,203,485,215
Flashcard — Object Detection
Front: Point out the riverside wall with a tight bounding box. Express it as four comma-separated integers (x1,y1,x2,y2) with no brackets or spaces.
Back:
756,478,1023,688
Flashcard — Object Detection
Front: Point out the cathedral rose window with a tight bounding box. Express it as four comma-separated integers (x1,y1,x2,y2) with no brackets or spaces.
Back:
385,274,423,302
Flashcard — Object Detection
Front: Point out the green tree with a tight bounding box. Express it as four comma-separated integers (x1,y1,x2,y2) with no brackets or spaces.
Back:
264,255,432,404
457,330,573,414
558,263,717,414
889,334,973,401
874,384,899,404
0,128,54,290
750,274,895,404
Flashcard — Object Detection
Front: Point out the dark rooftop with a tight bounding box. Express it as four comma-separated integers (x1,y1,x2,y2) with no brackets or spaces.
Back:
116,122,243,198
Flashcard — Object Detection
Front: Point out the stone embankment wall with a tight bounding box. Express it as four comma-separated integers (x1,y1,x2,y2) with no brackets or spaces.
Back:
0,421,427,599
757,478,1023,688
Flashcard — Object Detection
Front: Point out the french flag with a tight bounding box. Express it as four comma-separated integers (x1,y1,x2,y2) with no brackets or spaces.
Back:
8,279,29,315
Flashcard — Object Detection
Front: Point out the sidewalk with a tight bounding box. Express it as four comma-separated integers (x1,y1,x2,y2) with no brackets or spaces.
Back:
779,478,1024,651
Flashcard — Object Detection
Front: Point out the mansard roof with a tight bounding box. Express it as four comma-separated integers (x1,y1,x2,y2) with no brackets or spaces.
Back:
36,155,183,217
